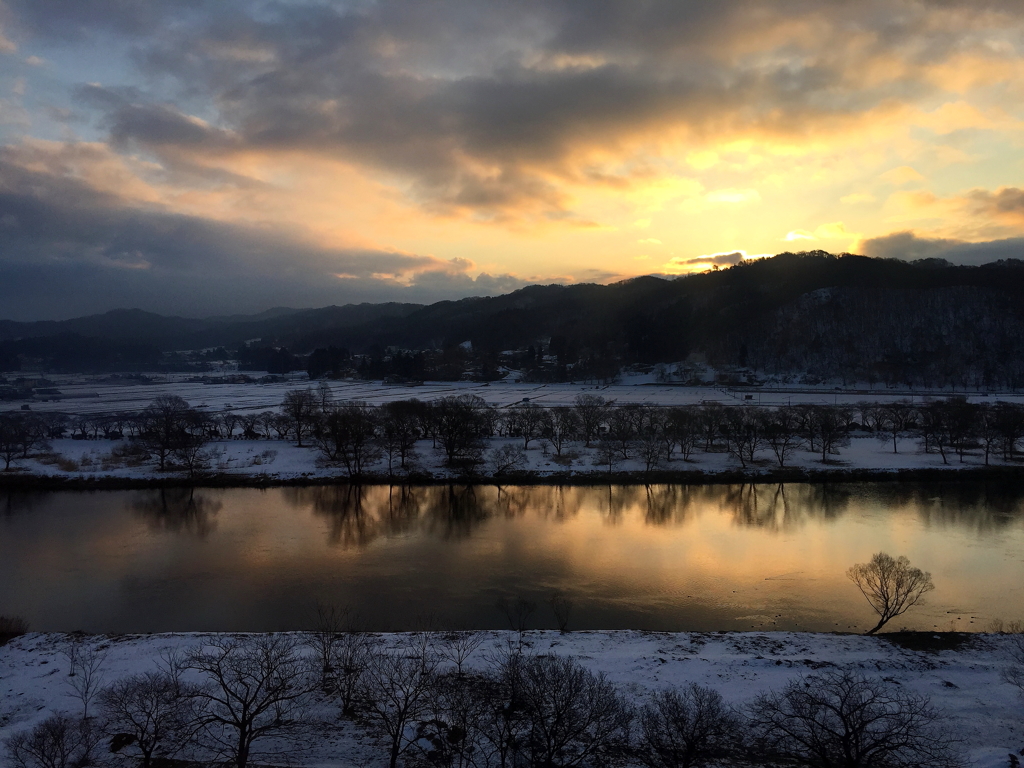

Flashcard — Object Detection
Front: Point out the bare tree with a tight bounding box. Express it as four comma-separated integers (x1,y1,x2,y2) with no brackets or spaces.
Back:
594,439,622,474
316,380,335,412
140,395,192,471
514,654,632,768
877,402,915,454
1002,629,1024,699
173,410,211,480
99,671,195,768
550,593,574,633
805,405,851,462
722,407,764,468
573,394,607,447
358,637,440,768
749,669,963,768
636,684,740,768
281,389,319,447
432,395,487,467
762,408,801,468
637,428,666,473
64,641,107,719
847,553,935,635
606,408,636,460
0,414,38,470
184,634,315,768
438,631,484,676
412,670,492,768
487,444,528,477
4,713,100,768
333,631,371,717
994,402,1024,460
305,602,351,688
158,646,187,696
505,403,551,449
378,401,421,474
313,402,381,476
666,406,700,461
496,596,537,640
544,407,580,457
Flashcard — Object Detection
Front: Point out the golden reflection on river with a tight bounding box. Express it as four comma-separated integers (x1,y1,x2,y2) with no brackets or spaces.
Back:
1,483,1023,633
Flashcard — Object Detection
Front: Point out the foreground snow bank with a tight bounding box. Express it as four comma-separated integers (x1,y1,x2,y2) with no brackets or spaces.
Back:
1,630,1021,767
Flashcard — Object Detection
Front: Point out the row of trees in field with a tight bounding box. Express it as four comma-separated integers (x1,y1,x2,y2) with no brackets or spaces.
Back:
6,625,988,768
284,392,1024,476
6,391,1024,476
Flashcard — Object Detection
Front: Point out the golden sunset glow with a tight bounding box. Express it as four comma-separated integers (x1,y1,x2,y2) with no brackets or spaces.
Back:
2,1,1024,317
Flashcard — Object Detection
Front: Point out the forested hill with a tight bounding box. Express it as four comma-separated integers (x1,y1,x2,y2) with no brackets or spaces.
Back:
4,251,1024,388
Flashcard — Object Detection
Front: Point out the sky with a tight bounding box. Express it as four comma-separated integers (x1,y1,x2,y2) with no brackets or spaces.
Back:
1,1,1024,320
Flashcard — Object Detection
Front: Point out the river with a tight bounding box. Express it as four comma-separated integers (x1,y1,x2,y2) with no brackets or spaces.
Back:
2,482,1023,633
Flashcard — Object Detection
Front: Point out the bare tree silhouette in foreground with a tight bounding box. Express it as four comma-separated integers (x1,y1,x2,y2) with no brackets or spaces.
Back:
185,635,314,768
749,669,963,768
636,683,740,768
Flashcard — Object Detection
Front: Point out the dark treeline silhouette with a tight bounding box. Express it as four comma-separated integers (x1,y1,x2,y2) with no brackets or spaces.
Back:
5,253,1024,385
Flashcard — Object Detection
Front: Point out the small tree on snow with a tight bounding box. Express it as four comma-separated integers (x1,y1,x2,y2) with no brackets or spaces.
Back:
63,640,107,720
847,552,934,635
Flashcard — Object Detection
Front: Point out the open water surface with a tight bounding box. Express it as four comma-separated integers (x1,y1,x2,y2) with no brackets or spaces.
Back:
2,482,1023,633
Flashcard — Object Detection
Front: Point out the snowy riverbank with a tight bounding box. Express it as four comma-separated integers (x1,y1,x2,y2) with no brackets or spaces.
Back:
1,630,1021,768
1,433,1023,489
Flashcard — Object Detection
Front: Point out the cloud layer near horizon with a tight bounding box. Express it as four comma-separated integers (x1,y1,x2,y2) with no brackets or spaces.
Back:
2,1,1024,318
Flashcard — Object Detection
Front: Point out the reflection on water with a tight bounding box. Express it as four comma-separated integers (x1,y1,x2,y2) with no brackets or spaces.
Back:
132,488,223,538
1,482,1024,634
279,483,868,543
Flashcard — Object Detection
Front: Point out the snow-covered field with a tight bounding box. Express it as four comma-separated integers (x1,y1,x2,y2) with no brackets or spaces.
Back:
5,374,1023,418
1,630,1021,768
4,375,1022,482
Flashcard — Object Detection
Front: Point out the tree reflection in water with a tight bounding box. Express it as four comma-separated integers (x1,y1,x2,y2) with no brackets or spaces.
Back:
424,485,489,539
862,481,1024,533
130,488,222,537
282,481,1024,549
0,491,46,518
285,485,429,548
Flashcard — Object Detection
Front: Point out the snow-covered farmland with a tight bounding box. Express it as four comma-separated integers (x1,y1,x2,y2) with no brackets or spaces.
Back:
5,374,1024,419
4,374,1024,481
0,630,1021,768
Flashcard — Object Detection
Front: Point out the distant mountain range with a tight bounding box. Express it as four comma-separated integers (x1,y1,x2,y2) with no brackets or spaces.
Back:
4,251,1024,388
0,303,423,351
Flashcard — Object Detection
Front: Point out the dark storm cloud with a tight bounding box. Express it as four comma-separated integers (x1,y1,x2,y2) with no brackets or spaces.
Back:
0,157,532,319
860,231,1024,265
